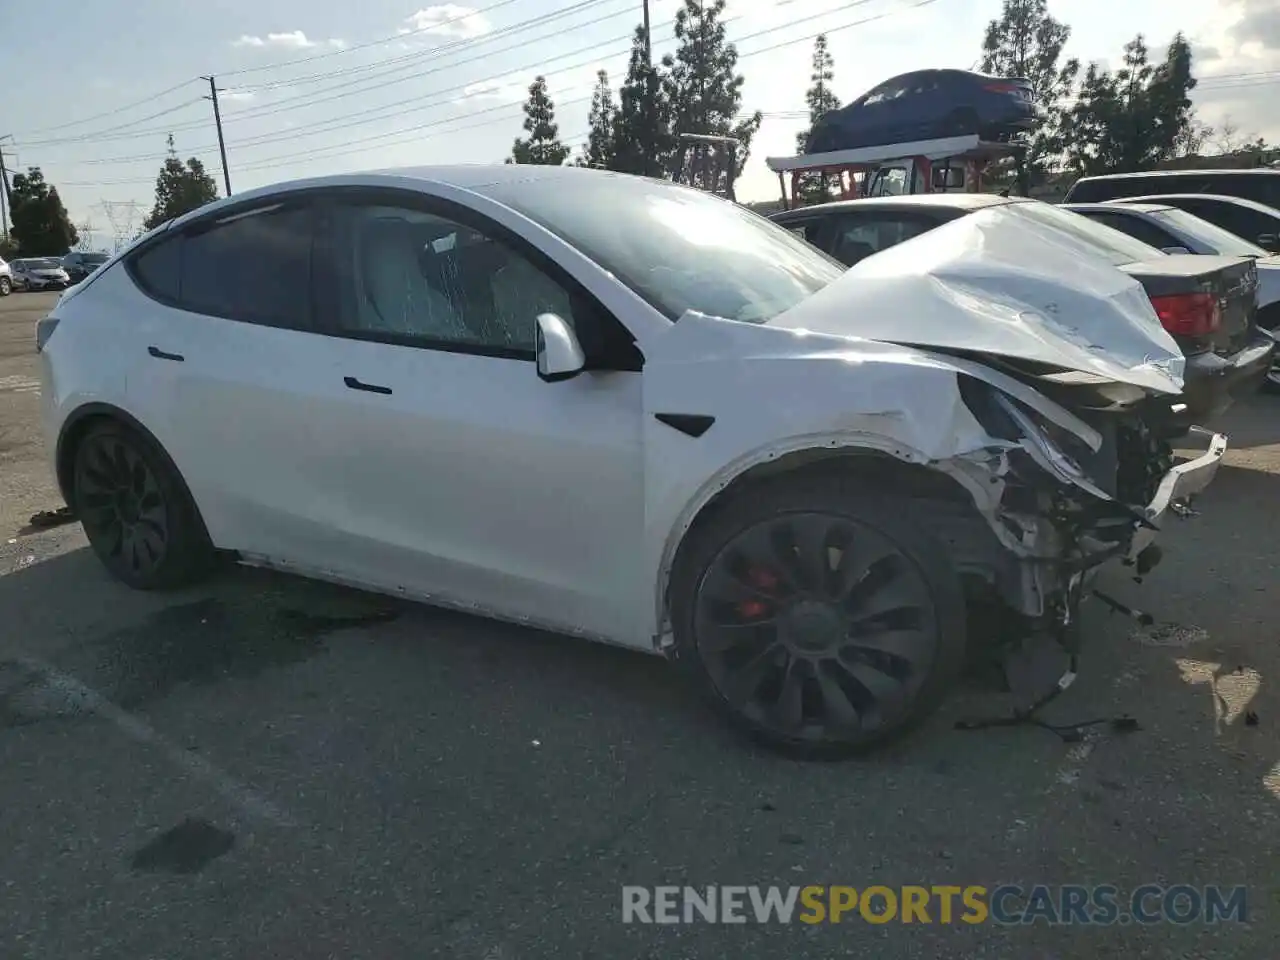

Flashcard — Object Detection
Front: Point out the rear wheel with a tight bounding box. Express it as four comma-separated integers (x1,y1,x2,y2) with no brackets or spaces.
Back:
669,475,967,758
71,421,215,590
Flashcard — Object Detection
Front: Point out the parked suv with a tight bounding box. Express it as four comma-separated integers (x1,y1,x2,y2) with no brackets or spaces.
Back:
1063,169,1280,209
62,251,111,283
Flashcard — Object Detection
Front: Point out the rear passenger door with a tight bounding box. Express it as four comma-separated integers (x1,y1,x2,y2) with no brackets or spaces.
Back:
124,197,340,564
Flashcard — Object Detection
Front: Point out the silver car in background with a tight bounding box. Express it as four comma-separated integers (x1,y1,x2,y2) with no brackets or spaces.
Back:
10,257,71,291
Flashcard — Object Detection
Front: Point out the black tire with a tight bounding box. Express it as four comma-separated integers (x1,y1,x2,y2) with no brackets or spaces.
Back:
669,474,967,759
1257,305,1280,394
71,420,215,590
0,277,10,296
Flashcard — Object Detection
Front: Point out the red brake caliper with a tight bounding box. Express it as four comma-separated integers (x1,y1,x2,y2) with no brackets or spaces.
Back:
737,567,779,620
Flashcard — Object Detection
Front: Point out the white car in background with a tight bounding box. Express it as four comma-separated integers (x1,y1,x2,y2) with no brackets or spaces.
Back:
11,257,70,291
37,166,1225,757
0,256,11,296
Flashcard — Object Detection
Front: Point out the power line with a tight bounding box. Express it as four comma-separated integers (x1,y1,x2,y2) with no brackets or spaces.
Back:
219,0,530,77
12,79,202,137
47,0,883,173
51,0,936,189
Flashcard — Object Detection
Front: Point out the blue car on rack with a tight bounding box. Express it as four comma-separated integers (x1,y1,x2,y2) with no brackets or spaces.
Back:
806,69,1036,154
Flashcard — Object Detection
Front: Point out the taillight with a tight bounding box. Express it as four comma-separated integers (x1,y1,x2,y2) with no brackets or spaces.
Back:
1149,292,1221,337
984,82,1022,94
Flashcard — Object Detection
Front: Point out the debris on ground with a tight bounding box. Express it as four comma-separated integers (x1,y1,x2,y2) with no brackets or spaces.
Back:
24,506,77,531
1130,623,1210,648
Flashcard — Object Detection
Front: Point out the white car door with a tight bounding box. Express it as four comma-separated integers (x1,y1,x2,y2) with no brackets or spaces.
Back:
124,198,368,567
292,191,647,643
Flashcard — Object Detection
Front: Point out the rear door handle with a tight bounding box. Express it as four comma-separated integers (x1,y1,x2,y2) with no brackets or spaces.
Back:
344,376,392,395
148,346,184,362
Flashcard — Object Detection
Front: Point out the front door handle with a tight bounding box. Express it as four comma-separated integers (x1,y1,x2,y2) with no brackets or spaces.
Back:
344,376,392,395
148,346,184,362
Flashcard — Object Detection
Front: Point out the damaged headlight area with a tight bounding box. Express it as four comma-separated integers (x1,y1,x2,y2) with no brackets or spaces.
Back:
948,374,1176,643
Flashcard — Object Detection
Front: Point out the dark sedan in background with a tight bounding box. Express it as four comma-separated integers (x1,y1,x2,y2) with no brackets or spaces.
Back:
771,195,1274,434
805,69,1035,154
1114,194,1280,256
61,251,111,283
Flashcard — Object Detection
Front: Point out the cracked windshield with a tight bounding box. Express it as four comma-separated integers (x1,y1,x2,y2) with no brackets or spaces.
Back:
1,0,1276,957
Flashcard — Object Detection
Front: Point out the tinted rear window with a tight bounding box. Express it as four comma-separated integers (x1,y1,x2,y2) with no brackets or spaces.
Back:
1008,202,1163,265
129,237,182,301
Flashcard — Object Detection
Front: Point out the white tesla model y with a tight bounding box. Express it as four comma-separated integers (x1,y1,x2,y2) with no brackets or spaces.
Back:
38,165,1225,756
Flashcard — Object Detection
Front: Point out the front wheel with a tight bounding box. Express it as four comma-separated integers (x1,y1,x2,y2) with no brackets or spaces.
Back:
0,277,9,296
669,475,967,759
71,421,216,590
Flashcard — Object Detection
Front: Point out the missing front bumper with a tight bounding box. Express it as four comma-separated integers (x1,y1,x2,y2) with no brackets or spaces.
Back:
1126,426,1228,561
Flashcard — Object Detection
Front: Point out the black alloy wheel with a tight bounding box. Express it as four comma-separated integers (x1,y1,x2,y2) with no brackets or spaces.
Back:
693,512,939,745
71,422,215,590
75,430,171,580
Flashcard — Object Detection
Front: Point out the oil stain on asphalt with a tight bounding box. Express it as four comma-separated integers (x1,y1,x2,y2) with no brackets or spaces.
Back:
130,817,236,874
0,574,402,726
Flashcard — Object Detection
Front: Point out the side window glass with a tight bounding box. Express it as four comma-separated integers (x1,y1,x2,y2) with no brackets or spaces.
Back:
331,203,575,356
130,236,182,302
1088,213,1173,249
179,205,313,328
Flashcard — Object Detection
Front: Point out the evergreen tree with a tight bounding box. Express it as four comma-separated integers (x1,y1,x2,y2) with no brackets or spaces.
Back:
795,35,842,202
10,167,78,256
511,76,571,166
143,134,219,230
578,70,617,169
612,25,673,177
1059,33,1199,176
661,0,761,191
980,0,1079,177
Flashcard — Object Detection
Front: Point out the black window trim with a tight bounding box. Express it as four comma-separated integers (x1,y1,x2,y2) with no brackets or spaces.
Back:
124,189,321,334
307,184,644,369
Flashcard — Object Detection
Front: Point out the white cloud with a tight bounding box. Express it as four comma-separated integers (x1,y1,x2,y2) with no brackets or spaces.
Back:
404,5,492,40
232,31,346,50
1189,0,1280,141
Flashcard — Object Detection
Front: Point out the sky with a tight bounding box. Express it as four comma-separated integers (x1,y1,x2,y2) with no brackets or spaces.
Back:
0,0,1273,251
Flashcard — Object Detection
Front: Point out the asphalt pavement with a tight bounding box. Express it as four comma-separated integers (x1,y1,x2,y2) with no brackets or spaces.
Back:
2,290,1278,958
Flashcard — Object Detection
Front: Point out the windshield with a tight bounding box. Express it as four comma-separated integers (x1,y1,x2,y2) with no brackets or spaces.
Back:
481,175,846,323
1148,207,1267,257
1009,201,1163,265
21,258,60,269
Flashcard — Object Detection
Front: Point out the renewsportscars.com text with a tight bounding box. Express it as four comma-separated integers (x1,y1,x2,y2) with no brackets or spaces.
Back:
621,884,1248,926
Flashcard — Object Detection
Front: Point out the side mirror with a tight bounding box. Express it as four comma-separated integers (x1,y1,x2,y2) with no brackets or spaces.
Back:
535,313,586,383
1161,245,1192,255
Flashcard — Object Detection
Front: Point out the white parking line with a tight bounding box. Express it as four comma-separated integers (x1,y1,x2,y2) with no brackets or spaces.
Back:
16,657,295,828
0,375,40,396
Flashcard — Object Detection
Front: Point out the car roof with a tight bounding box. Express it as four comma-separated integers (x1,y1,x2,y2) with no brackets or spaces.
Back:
161,164,676,231
1119,192,1279,214
774,193,1020,217
1074,169,1280,182
1064,201,1174,214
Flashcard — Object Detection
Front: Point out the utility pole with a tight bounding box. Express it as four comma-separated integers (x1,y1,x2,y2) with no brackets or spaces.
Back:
642,0,651,65
0,137,13,242
201,75,233,197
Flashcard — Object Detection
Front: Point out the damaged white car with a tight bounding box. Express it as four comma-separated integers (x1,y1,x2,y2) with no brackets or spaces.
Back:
38,166,1226,757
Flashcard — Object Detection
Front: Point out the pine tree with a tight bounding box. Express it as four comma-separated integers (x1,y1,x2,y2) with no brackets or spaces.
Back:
9,167,78,256
578,70,617,169
980,0,1079,177
661,0,762,191
612,25,673,177
511,76,571,166
143,134,220,230
1059,33,1199,176
795,35,841,202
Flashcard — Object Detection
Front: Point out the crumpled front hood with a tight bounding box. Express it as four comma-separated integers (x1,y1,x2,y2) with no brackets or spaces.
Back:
769,206,1186,395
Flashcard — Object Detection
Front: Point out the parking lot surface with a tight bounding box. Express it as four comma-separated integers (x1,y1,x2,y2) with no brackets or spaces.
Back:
2,291,1278,958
